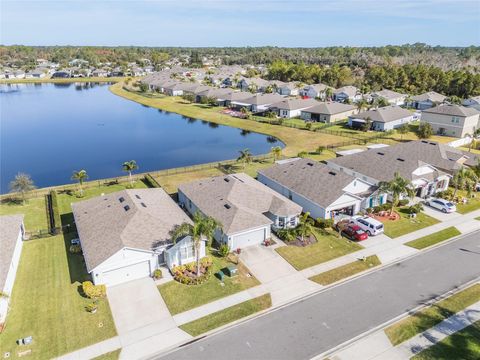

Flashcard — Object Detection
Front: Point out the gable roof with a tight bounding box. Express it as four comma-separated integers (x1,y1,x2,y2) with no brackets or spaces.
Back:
268,98,318,111
372,89,406,100
422,104,479,117
334,86,359,97
352,105,413,123
259,159,373,208
411,91,446,103
0,215,24,291
178,173,302,235
72,189,192,272
302,101,356,115
238,93,285,106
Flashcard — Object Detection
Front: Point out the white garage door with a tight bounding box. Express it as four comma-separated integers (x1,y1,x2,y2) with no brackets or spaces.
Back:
102,260,151,287
232,227,266,249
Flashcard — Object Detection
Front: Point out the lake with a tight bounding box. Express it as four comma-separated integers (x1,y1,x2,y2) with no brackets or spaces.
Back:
0,82,282,193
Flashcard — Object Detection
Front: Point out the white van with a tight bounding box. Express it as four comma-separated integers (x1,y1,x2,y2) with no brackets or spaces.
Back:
351,215,384,236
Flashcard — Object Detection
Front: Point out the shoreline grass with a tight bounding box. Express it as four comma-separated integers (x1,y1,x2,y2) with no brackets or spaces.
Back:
384,284,480,346
309,255,381,285
0,76,125,84
405,227,461,249
179,294,272,336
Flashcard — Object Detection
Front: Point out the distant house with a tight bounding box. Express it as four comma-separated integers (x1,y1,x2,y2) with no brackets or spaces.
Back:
230,93,285,113
333,86,361,103
195,87,233,104
299,84,331,99
348,106,415,131
51,71,71,78
275,82,299,96
301,102,356,123
268,98,318,118
237,77,271,93
163,81,188,96
0,215,25,324
463,96,480,112
131,67,146,77
72,189,194,287
91,69,109,77
371,89,407,106
25,69,46,79
12,70,25,79
410,91,447,110
421,104,480,138
258,159,385,220
178,173,302,249
218,91,252,107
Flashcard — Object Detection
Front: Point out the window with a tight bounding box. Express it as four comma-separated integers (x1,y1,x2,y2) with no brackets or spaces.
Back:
451,116,460,124
180,244,195,260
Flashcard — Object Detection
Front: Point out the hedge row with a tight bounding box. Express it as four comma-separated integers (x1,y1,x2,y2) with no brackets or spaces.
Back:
45,193,54,234
144,174,162,188
47,190,62,234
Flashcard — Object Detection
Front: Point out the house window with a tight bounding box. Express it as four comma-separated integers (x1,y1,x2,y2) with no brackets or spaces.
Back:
451,116,460,124
180,244,195,260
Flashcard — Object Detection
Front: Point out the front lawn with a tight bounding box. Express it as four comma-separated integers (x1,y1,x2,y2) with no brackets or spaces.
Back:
382,208,439,238
405,227,461,249
275,229,363,271
384,284,480,346
179,294,272,336
158,255,260,315
454,190,480,214
412,320,480,360
309,255,381,285
0,234,117,359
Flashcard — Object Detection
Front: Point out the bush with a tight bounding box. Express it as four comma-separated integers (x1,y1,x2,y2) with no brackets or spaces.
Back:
408,203,424,214
316,218,334,229
373,204,391,213
305,122,313,130
69,244,82,254
82,281,106,300
437,189,454,200
153,269,162,279
171,257,214,285
218,243,230,257
85,303,98,313
398,199,410,207
144,174,161,188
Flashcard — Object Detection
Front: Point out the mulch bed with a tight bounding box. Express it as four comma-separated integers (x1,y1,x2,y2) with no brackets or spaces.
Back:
289,234,318,247
370,211,400,222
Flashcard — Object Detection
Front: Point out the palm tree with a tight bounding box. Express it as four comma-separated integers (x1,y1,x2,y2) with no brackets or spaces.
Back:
171,212,220,277
271,146,282,162
9,173,36,205
356,99,368,114
378,172,415,215
122,160,139,186
237,149,253,169
325,87,333,101
296,212,315,244
71,170,89,196
452,168,478,199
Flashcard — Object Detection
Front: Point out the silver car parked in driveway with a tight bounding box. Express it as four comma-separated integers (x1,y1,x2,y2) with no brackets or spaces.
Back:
425,198,456,213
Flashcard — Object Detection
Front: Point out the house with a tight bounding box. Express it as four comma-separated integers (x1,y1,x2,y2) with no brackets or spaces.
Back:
299,84,331,99
333,86,361,103
12,70,26,79
25,69,46,79
230,93,285,113
326,141,456,198
301,102,356,123
72,189,195,287
178,173,302,250
258,159,385,220
195,87,233,104
91,69,109,77
218,91,252,107
131,67,146,77
348,106,415,131
268,98,318,118
421,104,480,138
163,81,188,96
0,215,25,324
51,71,71,78
371,89,407,106
410,91,447,110
276,82,299,96
463,96,480,111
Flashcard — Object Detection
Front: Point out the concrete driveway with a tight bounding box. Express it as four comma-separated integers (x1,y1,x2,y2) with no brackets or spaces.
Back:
422,204,462,221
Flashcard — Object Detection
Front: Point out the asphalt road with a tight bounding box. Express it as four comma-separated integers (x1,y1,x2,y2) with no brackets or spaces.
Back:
156,231,480,360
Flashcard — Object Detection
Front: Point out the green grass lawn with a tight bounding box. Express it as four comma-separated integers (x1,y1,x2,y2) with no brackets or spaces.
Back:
382,209,439,238
179,294,272,336
412,320,480,360
454,191,480,214
405,227,461,249
0,234,117,359
0,197,49,232
275,229,363,271
309,255,381,285
92,349,122,360
384,284,480,346
158,255,260,315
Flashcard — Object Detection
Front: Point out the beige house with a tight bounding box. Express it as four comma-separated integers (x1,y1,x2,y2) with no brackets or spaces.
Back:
301,102,356,123
421,104,480,138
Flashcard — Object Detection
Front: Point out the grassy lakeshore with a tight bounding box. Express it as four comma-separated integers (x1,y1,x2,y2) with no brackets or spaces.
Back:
109,83,350,156
0,76,126,84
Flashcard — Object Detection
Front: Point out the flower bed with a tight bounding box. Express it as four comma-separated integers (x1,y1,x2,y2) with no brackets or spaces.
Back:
370,211,400,222
172,256,213,285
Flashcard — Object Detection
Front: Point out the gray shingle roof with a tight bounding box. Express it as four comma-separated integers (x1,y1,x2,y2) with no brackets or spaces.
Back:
422,104,480,117
258,159,367,208
411,91,446,103
372,89,406,100
268,98,318,111
238,93,285,106
178,173,302,235
0,215,24,291
352,106,413,123
334,86,359,97
302,102,356,115
72,189,192,272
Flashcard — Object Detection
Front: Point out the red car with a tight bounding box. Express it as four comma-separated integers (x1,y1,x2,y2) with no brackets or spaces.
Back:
340,224,368,241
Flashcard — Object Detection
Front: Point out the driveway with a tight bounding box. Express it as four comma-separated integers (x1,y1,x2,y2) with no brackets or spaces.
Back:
422,204,462,222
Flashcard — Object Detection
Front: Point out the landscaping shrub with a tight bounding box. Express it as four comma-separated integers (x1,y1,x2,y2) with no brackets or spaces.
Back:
437,189,454,200
408,203,424,214
85,303,98,313
82,281,106,300
172,257,213,285
153,269,163,279
69,244,82,254
218,243,230,257
305,122,313,130
316,218,334,229
143,174,161,188
398,199,410,207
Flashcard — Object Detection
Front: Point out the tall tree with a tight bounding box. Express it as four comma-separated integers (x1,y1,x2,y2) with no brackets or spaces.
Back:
122,160,139,187
452,167,478,199
270,146,282,162
170,212,220,277
397,124,410,141
378,172,415,215
9,173,36,205
417,122,434,139
71,169,88,196
296,212,315,244
237,149,253,169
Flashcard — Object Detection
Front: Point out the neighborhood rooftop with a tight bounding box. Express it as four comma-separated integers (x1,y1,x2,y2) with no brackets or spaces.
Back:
303,101,356,115
0,214,24,290
422,104,480,117
352,105,413,123
72,188,192,271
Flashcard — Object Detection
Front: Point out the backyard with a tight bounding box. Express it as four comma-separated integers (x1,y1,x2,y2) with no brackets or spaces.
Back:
381,208,439,238
275,229,363,271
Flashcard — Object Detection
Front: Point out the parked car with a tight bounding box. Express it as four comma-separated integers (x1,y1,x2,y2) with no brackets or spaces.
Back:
351,215,384,236
338,224,368,241
71,238,80,245
425,198,456,213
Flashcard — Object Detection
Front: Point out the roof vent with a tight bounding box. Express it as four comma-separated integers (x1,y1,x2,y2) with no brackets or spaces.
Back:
135,194,141,199
141,202,147,208
397,158,405,162
224,178,230,182
377,152,385,155
307,162,314,166
119,197,125,203
421,140,428,144
429,142,436,146
224,204,231,209
328,171,336,176
124,205,130,211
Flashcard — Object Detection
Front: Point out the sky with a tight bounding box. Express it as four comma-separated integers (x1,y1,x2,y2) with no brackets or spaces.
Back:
1,0,479,47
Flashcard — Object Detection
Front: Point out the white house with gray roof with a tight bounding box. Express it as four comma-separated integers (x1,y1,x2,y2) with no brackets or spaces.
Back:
72,189,195,287
333,86,361,103
258,159,385,220
178,173,302,250
371,89,407,106
268,98,318,118
0,215,25,324
348,105,415,131
230,93,285,113
299,84,331,99
463,96,480,111
301,102,356,123
410,91,447,110
421,104,480,138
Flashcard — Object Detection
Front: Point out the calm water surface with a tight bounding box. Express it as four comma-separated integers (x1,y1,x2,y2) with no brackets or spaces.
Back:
0,83,281,193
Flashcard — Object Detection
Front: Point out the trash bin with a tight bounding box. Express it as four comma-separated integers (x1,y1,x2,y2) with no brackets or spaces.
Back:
224,266,238,277
215,271,225,281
